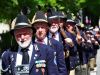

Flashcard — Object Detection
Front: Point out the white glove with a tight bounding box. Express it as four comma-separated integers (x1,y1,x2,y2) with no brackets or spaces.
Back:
64,38,73,43
64,38,74,47
87,40,91,43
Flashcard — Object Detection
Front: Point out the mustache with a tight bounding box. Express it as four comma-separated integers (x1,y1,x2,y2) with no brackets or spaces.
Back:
20,39,26,43
38,31,42,35
51,26,56,28
21,40,24,43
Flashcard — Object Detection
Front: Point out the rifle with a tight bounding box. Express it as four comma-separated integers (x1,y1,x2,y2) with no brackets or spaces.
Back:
75,25,83,42
58,18,75,58
59,27,71,58
59,24,74,47
75,25,80,35
83,32,88,41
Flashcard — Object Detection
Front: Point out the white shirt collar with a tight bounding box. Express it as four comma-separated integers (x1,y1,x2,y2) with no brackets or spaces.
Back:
43,37,48,45
16,42,33,66
48,31,59,41
35,37,48,45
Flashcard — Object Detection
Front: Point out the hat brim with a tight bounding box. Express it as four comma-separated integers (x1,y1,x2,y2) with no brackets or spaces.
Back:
66,22,76,25
48,16,67,23
59,16,67,19
48,16,59,19
10,25,32,35
32,19,48,24
48,15,66,19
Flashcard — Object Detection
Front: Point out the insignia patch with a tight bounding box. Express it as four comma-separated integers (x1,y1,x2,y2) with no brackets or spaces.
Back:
35,60,46,68
15,64,29,75
34,44,39,51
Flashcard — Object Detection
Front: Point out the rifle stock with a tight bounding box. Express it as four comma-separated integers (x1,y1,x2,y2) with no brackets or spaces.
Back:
60,28,68,38
75,25,80,35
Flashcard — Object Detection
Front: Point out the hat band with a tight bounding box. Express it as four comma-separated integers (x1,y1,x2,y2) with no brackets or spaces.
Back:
32,19,48,24
48,16,58,19
59,16,65,18
16,23,29,26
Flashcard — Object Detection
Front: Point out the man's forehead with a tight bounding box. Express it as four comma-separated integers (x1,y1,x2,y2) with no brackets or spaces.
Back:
34,22,48,27
50,18,59,22
35,22,47,24
66,22,75,26
14,27,31,32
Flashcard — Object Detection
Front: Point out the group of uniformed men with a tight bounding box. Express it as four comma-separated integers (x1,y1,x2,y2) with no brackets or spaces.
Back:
1,8,100,75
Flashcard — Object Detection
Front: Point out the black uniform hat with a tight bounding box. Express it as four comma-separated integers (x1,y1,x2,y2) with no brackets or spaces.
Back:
31,11,48,25
47,10,67,25
10,14,31,34
47,9,58,20
66,19,76,25
58,11,67,19
47,10,66,19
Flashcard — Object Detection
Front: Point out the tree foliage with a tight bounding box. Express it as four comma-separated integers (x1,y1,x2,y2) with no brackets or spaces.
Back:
0,0,100,22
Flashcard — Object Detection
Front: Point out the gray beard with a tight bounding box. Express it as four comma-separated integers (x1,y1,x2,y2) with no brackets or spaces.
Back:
49,27,59,33
17,39,31,48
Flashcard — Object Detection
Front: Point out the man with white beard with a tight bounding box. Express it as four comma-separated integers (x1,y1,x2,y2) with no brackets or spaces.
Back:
47,10,66,43
1,14,33,75
49,19,60,40
1,14,58,75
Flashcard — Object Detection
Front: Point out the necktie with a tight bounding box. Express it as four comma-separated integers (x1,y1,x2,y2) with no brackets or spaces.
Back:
21,48,29,64
52,33,56,38
37,39,44,44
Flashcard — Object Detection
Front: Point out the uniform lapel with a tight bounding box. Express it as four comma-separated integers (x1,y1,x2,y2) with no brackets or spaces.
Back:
9,51,17,74
29,43,41,71
59,33,63,43
29,47,35,70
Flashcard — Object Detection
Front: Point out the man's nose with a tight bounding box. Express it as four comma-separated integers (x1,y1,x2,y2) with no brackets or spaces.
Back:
38,27,42,31
21,34,25,39
52,23,58,26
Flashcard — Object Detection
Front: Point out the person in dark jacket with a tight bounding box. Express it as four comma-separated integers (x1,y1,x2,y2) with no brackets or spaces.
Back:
31,10,67,75
1,14,58,75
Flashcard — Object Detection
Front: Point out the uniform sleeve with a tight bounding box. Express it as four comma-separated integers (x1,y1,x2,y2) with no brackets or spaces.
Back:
46,46,59,75
1,50,10,75
56,42,68,75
